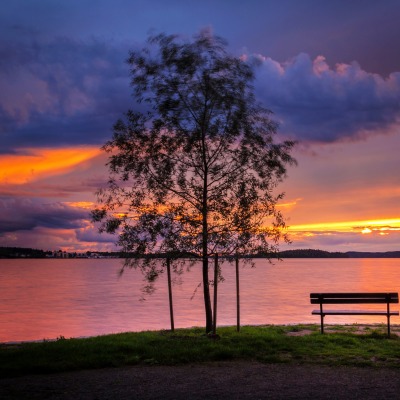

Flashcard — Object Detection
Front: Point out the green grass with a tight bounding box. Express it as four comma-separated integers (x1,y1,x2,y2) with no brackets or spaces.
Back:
1,325,400,377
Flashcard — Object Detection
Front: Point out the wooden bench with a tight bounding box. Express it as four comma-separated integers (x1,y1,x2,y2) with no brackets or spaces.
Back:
310,292,399,337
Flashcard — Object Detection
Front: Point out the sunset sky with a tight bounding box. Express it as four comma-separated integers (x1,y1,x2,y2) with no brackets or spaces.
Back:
1,0,400,253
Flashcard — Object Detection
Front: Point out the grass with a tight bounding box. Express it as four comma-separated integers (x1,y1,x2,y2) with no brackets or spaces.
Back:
1,324,400,377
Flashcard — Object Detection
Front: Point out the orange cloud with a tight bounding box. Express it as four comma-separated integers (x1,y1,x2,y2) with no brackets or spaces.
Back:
0,147,101,185
65,201,96,210
276,198,302,210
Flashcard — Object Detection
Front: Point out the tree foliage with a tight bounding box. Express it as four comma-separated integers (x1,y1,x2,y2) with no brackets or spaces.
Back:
92,31,296,331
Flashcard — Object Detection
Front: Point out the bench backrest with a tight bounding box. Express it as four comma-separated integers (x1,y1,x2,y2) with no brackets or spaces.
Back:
310,293,399,304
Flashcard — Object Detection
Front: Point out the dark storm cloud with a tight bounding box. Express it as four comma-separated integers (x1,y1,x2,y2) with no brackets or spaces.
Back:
252,54,400,142
0,36,134,152
1,16,400,152
0,197,88,233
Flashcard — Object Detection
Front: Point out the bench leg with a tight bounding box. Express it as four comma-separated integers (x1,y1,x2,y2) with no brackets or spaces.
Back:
387,314,390,338
319,302,325,334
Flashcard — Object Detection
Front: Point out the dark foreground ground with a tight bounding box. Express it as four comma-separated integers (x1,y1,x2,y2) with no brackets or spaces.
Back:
1,361,400,400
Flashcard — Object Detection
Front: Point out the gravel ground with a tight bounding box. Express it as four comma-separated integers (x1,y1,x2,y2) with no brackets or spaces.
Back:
1,361,400,400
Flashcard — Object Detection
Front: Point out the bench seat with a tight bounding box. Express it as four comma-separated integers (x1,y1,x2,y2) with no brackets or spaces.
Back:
312,310,399,316
310,292,399,337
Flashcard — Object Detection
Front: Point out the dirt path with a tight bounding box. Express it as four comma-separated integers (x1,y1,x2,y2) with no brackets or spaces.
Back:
2,361,400,399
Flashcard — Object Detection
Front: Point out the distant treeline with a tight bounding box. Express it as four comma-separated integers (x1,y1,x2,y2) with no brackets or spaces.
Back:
1,247,400,259
345,251,400,258
0,247,51,258
276,249,349,258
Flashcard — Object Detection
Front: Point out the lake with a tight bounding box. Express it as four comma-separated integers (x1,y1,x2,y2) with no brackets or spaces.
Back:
1,258,400,342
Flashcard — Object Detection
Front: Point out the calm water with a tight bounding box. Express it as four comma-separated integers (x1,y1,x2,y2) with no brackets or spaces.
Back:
1,258,400,342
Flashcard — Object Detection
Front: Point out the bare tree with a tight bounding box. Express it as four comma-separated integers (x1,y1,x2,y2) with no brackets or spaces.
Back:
92,31,296,332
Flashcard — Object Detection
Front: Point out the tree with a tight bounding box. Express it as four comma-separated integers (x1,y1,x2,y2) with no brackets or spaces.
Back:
92,30,296,332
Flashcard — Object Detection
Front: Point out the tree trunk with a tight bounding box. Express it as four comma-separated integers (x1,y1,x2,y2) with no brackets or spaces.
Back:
201,102,212,333
236,257,240,332
202,256,213,332
212,253,219,334
166,258,174,332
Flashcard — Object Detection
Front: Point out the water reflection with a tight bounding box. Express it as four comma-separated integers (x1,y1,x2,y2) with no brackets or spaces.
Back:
0,258,399,342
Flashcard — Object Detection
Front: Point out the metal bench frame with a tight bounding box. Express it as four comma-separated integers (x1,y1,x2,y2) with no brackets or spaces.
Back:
310,292,399,337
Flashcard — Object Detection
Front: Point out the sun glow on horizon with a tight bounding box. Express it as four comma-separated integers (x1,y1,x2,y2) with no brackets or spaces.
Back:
289,218,400,233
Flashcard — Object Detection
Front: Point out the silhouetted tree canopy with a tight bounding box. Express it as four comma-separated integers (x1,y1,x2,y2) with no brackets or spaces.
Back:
92,30,296,332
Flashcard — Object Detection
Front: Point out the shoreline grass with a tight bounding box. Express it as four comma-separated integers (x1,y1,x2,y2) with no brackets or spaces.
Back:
1,324,400,377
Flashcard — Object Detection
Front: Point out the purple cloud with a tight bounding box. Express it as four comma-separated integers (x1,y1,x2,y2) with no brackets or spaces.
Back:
0,36,134,152
75,226,117,244
251,53,400,142
0,198,89,234
1,33,400,153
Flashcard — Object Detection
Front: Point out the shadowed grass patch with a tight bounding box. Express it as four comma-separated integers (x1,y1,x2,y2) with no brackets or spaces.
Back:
1,325,399,377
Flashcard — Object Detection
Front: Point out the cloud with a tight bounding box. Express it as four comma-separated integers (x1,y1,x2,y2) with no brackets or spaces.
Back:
0,197,117,250
0,198,89,234
0,36,134,152
75,225,117,244
2,31,400,153
0,225,116,252
0,146,101,185
250,53,400,142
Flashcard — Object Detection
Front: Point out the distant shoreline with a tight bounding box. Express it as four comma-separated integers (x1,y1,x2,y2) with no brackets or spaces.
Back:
1,246,400,259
